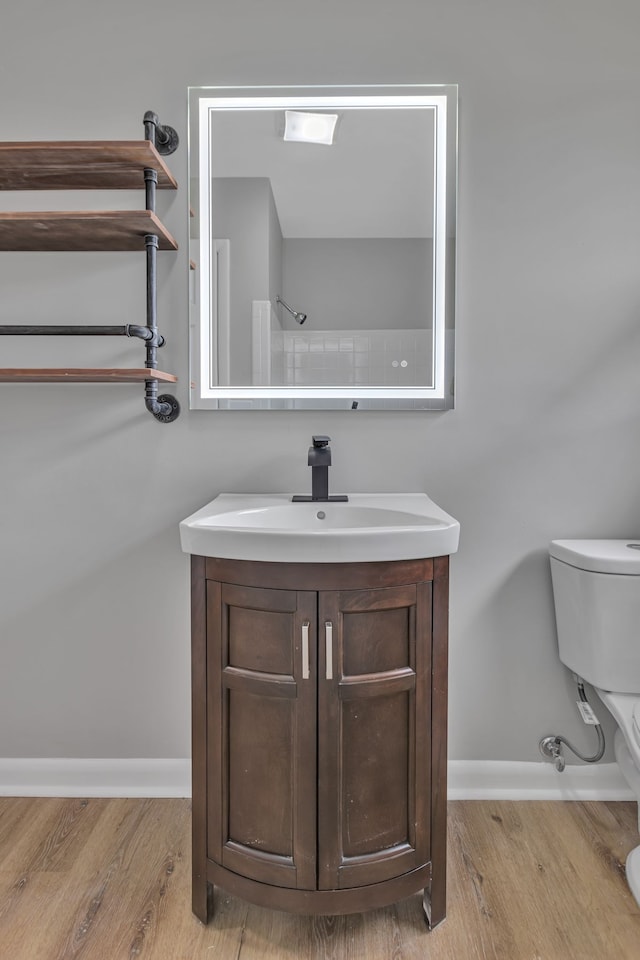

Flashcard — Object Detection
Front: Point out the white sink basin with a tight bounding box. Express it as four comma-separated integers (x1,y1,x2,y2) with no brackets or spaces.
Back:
179,493,460,563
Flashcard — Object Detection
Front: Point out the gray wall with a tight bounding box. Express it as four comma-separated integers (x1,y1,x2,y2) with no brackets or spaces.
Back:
212,177,281,383
282,239,431,330
1,0,639,764
268,183,284,313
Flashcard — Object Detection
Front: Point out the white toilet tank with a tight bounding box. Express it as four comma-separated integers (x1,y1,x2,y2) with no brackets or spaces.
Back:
549,539,640,694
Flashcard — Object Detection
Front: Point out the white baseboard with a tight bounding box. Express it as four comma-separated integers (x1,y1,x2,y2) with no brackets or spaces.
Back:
0,758,634,801
448,760,635,801
0,758,191,798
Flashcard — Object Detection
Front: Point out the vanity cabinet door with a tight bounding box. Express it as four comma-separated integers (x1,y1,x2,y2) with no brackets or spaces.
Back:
317,582,432,890
206,581,317,890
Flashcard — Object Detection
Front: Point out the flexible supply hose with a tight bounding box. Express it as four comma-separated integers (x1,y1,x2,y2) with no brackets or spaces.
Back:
541,679,606,771
553,680,606,763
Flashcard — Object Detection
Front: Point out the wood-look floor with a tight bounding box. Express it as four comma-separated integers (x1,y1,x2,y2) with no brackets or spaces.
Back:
0,798,638,959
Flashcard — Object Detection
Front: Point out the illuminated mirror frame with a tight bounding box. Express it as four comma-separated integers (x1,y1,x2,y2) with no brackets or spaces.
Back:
188,84,457,411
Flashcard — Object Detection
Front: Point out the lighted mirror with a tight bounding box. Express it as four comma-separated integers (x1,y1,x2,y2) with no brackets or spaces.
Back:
188,84,457,410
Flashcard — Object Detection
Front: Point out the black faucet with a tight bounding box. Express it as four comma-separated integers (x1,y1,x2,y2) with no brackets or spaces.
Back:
292,436,349,503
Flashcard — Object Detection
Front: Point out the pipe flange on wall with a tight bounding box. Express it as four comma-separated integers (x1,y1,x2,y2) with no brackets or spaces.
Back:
143,110,179,155
148,393,181,424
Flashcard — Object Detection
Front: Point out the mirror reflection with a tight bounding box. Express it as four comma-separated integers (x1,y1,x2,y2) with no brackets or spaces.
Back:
188,85,457,410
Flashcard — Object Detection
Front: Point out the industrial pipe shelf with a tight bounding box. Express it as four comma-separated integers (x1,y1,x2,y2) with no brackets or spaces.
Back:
0,111,181,422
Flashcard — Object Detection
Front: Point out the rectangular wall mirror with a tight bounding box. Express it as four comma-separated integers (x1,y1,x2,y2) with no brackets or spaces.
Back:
188,84,457,411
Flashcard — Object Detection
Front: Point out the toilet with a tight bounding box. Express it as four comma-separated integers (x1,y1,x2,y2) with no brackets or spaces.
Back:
549,539,640,907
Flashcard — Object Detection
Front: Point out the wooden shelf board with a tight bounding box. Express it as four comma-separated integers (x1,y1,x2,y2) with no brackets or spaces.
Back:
0,210,178,251
0,368,178,383
0,141,178,190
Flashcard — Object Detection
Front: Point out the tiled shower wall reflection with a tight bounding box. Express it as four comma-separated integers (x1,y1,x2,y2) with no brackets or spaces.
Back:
280,329,432,386
254,300,433,387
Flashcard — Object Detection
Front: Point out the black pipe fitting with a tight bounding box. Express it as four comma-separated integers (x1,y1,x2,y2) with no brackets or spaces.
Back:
143,110,179,156
124,325,164,347
144,167,158,214
144,377,180,423
146,395,180,423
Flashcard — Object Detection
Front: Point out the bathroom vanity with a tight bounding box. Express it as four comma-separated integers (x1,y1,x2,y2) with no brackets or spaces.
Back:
181,493,459,929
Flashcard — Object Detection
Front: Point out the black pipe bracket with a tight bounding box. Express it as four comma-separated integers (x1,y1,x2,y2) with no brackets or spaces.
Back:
143,111,179,155
149,394,181,424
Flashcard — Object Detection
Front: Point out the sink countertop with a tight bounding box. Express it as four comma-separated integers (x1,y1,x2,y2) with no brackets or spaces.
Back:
180,493,460,564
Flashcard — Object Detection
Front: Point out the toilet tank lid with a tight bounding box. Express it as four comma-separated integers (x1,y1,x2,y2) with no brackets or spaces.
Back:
550,539,640,574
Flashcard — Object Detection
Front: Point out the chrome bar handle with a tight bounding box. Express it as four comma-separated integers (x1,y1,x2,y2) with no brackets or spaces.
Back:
301,621,310,680
325,621,333,680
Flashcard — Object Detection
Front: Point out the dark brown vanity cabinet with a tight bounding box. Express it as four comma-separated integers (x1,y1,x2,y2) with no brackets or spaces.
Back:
190,555,450,929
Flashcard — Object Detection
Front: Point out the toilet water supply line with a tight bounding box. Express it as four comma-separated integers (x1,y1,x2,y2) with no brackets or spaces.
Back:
539,677,606,772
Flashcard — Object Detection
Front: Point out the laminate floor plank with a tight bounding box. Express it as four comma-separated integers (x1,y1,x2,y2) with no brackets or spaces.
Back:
0,797,39,849
0,797,78,878
0,798,638,960
51,799,183,960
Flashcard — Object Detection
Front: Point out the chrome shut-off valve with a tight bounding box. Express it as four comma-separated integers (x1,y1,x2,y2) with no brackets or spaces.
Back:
539,736,566,772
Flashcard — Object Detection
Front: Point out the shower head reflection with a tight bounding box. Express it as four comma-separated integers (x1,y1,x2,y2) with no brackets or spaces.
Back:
276,295,307,325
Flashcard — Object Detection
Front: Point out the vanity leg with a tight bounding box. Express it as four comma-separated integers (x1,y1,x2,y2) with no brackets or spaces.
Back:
423,869,446,930
193,877,214,925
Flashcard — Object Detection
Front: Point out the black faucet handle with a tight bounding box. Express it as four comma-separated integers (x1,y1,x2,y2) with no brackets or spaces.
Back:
312,435,331,447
